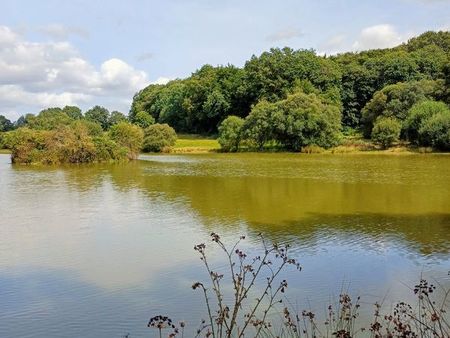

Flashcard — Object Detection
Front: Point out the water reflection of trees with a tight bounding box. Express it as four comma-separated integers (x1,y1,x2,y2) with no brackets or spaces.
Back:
104,158,450,258
13,155,449,258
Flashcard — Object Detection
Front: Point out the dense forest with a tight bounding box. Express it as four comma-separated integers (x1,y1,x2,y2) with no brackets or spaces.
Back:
130,30,450,150
0,30,449,162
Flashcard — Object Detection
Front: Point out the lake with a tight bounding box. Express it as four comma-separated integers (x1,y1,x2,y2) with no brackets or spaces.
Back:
0,152,449,337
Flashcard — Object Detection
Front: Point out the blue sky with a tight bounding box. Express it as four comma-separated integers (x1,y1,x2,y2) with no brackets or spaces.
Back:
0,0,449,120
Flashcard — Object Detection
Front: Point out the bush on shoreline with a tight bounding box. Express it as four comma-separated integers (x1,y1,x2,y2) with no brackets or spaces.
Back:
109,122,144,159
142,123,177,152
217,116,245,152
218,90,342,152
371,117,402,149
5,121,141,164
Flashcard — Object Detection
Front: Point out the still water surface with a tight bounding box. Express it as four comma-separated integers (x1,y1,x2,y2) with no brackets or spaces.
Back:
0,153,449,337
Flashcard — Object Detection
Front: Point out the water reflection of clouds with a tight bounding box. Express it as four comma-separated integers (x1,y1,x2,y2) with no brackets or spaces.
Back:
0,267,185,338
0,167,204,290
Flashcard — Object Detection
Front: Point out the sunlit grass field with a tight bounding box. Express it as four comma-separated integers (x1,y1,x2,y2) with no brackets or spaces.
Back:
173,134,220,152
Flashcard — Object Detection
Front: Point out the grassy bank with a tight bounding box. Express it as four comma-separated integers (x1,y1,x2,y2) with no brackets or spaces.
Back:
0,149,11,154
168,134,447,155
172,134,220,153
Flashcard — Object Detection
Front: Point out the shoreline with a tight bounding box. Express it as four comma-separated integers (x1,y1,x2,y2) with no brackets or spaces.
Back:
152,145,450,156
2,146,449,157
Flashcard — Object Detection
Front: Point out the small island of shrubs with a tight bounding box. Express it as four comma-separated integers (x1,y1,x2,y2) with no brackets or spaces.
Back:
0,106,177,164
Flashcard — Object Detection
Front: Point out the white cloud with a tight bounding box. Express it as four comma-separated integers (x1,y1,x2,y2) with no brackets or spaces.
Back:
150,77,172,85
318,34,347,55
0,25,150,120
266,27,303,42
352,24,409,51
0,26,18,46
0,85,91,108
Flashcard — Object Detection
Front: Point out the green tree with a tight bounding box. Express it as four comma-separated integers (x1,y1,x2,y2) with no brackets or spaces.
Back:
335,31,450,129
156,81,189,131
128,30,450,135
405,31,450,53
62,106,83,120
270,91,342,150
378,51,420,84
243,100,276,150
338,62,379,128
108,122,144,159
133,111,155,128
109,111,127,126
0,115,14,132
217,116,244,152
418,110,450,150
405,100,450,144
142,123,177,152
85,105,110,130
361,80,443,137
244,48,341,103
130,84,165,122
26,108,73,130
15,115,28,128
371,117,401,148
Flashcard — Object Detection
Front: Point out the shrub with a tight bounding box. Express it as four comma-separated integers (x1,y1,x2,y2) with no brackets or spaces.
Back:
361,80,443,137
243,100,275,150
271,91,342,150
418,110,450,150
405,100,449,144
243,91,342,151
8,128,48,164
142,123,177,152
217,116,244,152
0,131,13,149
301,145,324,153
109,122,144,159
371,117,402,149
46,124,97,163
93,135,128,161
7,126,129,164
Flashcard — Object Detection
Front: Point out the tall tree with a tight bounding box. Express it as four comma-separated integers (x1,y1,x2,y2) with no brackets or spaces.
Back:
85,106,110,130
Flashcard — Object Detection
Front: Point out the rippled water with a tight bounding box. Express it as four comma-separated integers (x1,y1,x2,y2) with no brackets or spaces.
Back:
0,153,449,337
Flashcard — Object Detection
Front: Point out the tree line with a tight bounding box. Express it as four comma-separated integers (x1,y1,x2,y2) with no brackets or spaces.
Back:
130,30,449,151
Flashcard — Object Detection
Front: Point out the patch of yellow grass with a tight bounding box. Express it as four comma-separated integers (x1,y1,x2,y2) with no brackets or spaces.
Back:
301,145,324,154
174,135,220,150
